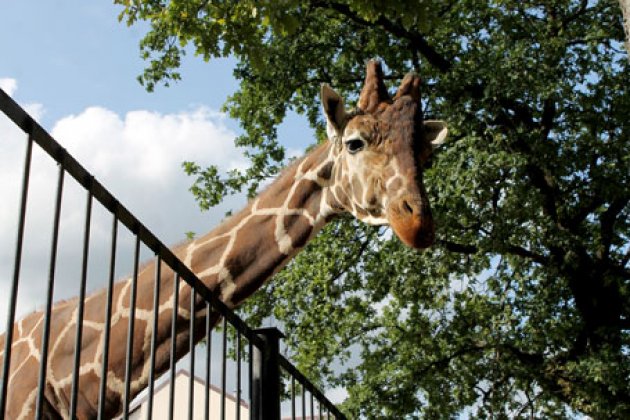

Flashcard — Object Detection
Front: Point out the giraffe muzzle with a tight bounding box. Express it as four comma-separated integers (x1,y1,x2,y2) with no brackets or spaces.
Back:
387,195,435,249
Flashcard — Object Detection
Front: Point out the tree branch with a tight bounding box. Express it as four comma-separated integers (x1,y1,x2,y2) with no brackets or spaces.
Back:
598,196,629,260
311,0,452,72
562,0,589,27
540,98,556,140
458,89,567,235
438,239,478,254
511,137,561,225
564,193,605,231
505,245,549,265
328,232,372,284
439,239,548,265
497,98,536,130
497,343,545,367
414,344,487,377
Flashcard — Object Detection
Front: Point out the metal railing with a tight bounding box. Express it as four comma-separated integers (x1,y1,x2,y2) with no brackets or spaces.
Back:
0,88,346,420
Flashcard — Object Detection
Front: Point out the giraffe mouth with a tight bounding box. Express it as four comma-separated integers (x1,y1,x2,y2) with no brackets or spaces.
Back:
387,196,435,249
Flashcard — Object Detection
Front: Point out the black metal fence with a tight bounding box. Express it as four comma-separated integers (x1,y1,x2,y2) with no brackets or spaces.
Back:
0,88,346,419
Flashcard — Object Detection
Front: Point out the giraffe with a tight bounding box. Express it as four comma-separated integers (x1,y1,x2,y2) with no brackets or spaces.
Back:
0,61,447,419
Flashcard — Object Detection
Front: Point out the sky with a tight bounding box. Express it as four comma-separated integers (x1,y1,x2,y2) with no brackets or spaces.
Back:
0,0,338,411
0,1,317,320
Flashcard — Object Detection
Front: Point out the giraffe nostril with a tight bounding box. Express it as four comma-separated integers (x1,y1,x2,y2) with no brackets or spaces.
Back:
402,200,414,215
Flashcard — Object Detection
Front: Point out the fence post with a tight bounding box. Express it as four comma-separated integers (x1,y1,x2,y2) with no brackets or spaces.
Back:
252,327,285,420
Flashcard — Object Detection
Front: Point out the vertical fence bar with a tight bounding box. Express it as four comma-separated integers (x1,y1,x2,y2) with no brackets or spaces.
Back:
250,338,259,420
69,187,93,418
319,398,323,419
0,134,33,417
35,164,64,418
97,214,118,420
123,235,141,418
311,392,315,420
147,256,162,419
204,303,212,420
168,273,180,420
189,289,196,420
291,377,296,420
252,328,284,420
302,381,306,420
248,341,253,420
221,317,228,420
236,332,242,420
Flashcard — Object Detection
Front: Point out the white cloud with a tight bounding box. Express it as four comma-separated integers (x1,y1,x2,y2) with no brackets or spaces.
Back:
52,106,244,185
50,104,248,238
0,77,45,121
0,84,248,330
0,78,17,96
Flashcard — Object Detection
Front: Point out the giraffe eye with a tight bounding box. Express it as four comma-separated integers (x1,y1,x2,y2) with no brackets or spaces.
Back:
345,138,365,154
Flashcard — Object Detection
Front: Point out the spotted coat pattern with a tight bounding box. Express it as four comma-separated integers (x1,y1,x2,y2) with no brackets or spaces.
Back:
0,61,447,419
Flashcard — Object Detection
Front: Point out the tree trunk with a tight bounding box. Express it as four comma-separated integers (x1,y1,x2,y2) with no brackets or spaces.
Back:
620,0,630,60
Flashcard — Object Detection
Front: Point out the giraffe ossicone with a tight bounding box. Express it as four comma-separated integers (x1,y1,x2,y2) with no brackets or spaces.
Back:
0,60,447,419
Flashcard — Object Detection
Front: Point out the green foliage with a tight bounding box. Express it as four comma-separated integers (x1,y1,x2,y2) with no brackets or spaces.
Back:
117,0,629,417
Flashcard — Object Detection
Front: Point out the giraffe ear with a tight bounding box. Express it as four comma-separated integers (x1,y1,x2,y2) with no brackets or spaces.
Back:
423,120,448,148
321,83,347,144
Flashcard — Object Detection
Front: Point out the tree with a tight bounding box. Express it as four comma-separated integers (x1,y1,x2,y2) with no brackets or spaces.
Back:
116,0,629,417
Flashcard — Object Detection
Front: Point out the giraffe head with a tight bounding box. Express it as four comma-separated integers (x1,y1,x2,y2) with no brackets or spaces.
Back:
322,61,447,249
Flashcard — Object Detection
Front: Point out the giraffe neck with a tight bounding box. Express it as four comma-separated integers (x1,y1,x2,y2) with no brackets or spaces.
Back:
117,140,340,413
178,140,338,308
1,142,341,419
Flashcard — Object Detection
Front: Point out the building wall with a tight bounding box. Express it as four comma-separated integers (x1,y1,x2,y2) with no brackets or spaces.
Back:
127,370,249,420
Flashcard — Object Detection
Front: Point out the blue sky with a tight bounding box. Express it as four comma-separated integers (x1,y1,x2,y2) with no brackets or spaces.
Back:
1,2,237,125
1,1,312,138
